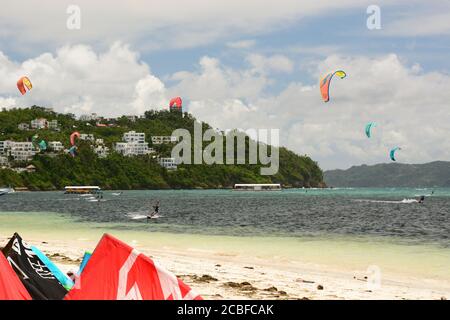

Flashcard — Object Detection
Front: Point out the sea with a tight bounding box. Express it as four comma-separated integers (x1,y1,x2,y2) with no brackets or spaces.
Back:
0,188,449,279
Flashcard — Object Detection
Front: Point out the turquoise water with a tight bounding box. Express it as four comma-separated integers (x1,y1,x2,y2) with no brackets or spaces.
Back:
0,188,448,247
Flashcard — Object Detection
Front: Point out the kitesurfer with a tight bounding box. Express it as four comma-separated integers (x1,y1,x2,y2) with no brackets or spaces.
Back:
147,201,160,221
418,195,425,204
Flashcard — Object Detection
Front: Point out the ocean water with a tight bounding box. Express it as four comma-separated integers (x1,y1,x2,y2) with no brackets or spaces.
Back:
0,188,448,247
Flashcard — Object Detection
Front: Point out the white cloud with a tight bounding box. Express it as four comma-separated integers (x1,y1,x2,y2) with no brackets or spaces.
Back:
247,54,295,74
0,0,383,52
186,54,450,169
226,40,257,49
0,43,168,117
1,43,449,169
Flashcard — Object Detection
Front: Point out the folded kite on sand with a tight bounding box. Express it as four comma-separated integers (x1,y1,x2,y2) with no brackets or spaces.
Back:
65,233,202,300
0,251,32,300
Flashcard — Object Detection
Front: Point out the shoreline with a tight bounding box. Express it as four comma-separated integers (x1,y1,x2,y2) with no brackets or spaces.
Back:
1,213,449,300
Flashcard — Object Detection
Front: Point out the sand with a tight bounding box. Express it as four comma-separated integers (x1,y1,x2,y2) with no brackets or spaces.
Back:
1,233,448,300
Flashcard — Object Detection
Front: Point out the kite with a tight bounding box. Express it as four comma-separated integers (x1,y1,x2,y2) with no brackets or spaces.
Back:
17,76,32,95
365,122,377,138
390,147,401,161
320,70,346,102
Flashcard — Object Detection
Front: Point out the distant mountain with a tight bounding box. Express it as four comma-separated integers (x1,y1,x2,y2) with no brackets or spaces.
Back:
324,161,450,187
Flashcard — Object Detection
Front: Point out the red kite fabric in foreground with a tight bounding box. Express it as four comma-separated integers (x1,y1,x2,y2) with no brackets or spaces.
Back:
65,234,201,300
0,252,32,300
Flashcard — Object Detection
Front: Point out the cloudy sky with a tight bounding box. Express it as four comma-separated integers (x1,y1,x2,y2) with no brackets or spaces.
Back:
0,0,449,169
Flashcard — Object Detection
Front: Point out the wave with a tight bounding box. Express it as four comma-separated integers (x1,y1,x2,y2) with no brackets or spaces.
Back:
353,198,419,204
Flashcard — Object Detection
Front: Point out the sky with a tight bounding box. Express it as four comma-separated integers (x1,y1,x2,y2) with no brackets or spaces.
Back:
0,0,449,170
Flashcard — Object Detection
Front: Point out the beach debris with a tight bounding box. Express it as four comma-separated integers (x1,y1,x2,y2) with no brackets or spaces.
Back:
317,285,324,290
263,286,278,292
244,266,254,269
223,281,257,292
190,274,218,283
297,278,315,284
215,264,221,267
441,296,447,300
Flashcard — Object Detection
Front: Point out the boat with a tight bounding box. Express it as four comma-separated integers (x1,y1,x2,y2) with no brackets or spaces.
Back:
64,186,101,194
0,187,15,194
233,183,282,191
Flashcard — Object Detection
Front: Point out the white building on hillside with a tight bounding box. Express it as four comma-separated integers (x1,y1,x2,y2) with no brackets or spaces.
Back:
123,131,145,143
31,118,48,129
0,156,9,167
80,134,95,142
79,113,99,121
151,136,179,145
92,145,109,158
0,141,13,155
10,142,36,161
115,142,153,156
48,141,64,152
158,157,177,170
47,120,59,130
18,123,30,130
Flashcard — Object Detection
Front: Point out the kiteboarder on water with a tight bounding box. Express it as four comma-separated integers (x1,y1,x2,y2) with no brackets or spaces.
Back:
418,195,425,204
147,201,160,221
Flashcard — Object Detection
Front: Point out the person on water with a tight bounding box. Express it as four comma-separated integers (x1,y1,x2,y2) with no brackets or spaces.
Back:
148,201,160,220
418,195,425,204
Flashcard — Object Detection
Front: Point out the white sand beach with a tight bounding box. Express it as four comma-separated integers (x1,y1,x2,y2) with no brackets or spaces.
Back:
1,213,448,300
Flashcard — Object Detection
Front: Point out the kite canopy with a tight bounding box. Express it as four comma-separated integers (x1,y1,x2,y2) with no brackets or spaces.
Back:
320,70,346,102
31,246,74,291
365,122,376,138
169,97,182,109
17,76,32,95
2,233,67,300
78,251,92,275
390,147,401,161
68,145,77,157
0,252,32,300
38,140,47,151
70,131,81,146
65,234,202,300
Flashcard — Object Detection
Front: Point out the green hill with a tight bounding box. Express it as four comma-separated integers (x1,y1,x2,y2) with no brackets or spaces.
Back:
0,106,324,190
324,161,450,187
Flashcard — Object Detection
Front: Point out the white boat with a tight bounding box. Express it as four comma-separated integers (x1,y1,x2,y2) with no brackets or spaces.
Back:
233,183,282,191
0,187,15,194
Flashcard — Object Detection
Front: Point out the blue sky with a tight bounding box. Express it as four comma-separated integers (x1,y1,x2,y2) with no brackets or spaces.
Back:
0,1,449,169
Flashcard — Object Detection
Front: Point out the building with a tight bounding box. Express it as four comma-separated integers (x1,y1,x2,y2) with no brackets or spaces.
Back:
0,140,13,155
0,156,9,167
48,141,64,152
92,145,109,158
10,142,36,162
123,131,145,143
125,115,137,122
25,164,36,173
80,134,95,142
47,120,59,130
79,113,99,121
95,138,104,145
114,142,151,156
158,157,177,170
151,136,179,145
18,123,30,131
30,118,48,129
